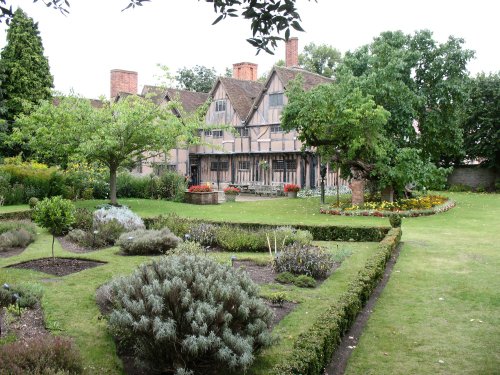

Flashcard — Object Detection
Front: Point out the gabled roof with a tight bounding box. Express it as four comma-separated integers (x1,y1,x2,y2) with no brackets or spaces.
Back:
141,85,209,115
211,77,263,121
244,66,333,123
165,88,209,114
273,66,333,90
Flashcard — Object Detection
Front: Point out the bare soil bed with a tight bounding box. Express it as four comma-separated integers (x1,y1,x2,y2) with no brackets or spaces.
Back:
6,257,106,277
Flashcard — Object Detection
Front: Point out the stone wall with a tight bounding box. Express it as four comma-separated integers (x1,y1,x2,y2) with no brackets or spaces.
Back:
448,166,498,191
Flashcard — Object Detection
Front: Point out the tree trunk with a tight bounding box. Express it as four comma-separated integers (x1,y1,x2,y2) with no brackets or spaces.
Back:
109,165,118,206
350,179,366,206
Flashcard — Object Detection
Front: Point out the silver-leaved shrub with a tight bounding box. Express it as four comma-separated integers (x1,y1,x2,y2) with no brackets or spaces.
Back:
93,206,145,232
116,228,180,255
273,243,334,279
108,255,274,374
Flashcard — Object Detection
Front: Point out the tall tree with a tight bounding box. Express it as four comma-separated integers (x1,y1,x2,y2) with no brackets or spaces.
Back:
0,8,53,123
176,65,217,93
460,72,500,169
340,30,474,165
298,42,341,78
0,0,311,54
12,94,204,205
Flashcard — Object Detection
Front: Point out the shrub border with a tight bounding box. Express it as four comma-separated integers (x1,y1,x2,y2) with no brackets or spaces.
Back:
271,227,402,375
143,217,390,243
0,210,32,221
320,199,455,218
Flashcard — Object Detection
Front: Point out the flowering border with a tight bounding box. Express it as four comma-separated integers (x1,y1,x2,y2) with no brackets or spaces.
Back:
320,199,456,217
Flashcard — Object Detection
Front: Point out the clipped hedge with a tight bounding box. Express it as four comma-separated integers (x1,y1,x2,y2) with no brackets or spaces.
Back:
0,210,32,221
144,216,389,242
272,227,402,375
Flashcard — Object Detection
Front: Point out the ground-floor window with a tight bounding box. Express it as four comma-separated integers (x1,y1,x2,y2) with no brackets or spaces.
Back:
210,161,229,171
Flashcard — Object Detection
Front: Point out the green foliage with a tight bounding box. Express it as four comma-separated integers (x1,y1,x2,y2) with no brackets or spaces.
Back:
215,225,268,252
159,171,188,202
275,271,297,284
33,196,75,236
0,282,43,308
72,208,93,231
0,220,36,236
149,213,194,238
0,228,35,249
28,196,39,209
13,93,203,204
389,214,402,228
169,241,205,256
0,8,53,125
116,228,180,255
116,172,150,198
461,72,500,169
0,159,64,204
298,42,341,78
269,292,287,307
188,222,218,246
176,65,217,93
108,254,273,374
273,228,402,374
341,30,474,165
281,74,390,182
0,336,83,374
448,183,473,192
94,219,126,247
294,274,316,288
273,244,334,279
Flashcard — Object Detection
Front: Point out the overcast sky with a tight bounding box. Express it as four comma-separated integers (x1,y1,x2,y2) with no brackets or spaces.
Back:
0,0,498,99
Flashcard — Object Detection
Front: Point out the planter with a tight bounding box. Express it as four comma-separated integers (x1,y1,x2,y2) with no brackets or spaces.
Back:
225,194,237,202
184,191,219,205
287,191,298,198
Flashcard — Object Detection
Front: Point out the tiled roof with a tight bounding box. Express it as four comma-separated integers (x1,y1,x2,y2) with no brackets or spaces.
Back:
165,88,209,114
244,66,333,123
141,85,209,114
274,66,333,90
217,77,263,121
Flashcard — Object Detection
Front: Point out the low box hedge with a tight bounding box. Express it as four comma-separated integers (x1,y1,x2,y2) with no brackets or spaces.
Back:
272,227,402,375
0,210,32,221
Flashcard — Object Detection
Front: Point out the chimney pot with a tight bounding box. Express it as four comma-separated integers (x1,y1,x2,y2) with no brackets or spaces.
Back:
110,69,138,99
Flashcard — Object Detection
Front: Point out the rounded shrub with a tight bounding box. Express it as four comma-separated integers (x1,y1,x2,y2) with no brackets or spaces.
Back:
389,213,402,228
273,244,334,279
116,228,180,255
294,275,316,288
28,196,39,209
169,240,205,256
93,206,145,232
108,254,274,374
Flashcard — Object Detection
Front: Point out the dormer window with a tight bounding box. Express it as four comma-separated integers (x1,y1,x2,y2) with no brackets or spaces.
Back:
269,93,284,107
215,100,226,112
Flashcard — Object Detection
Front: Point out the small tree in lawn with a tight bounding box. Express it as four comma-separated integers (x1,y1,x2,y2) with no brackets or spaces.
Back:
33,196,75,260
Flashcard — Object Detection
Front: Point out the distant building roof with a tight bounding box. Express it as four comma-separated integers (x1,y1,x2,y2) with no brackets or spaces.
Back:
141,85,209,115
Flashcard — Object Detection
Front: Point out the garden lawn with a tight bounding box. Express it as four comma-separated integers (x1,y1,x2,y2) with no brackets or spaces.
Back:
75,197,386,226
345,192,500,375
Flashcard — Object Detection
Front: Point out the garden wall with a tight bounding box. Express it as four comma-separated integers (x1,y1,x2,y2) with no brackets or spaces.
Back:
448,166,498,191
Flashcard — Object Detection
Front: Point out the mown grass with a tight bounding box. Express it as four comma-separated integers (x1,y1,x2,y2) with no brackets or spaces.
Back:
1,192,498,375
345,192,500,375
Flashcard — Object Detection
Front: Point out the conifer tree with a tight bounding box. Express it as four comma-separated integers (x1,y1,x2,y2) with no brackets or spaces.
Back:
0,8,53,123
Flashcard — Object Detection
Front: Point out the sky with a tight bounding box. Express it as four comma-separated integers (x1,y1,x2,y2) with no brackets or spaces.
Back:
0,0,498,99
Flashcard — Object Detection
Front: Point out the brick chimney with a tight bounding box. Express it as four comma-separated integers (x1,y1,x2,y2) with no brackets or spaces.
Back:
110,69,138,98
285,37,299,67
232,62,258,81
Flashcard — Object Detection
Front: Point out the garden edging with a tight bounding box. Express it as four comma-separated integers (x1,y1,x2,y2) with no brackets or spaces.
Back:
272,227,402,375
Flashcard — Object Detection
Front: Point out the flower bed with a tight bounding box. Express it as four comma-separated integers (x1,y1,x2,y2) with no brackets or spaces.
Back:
320,195,455,217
